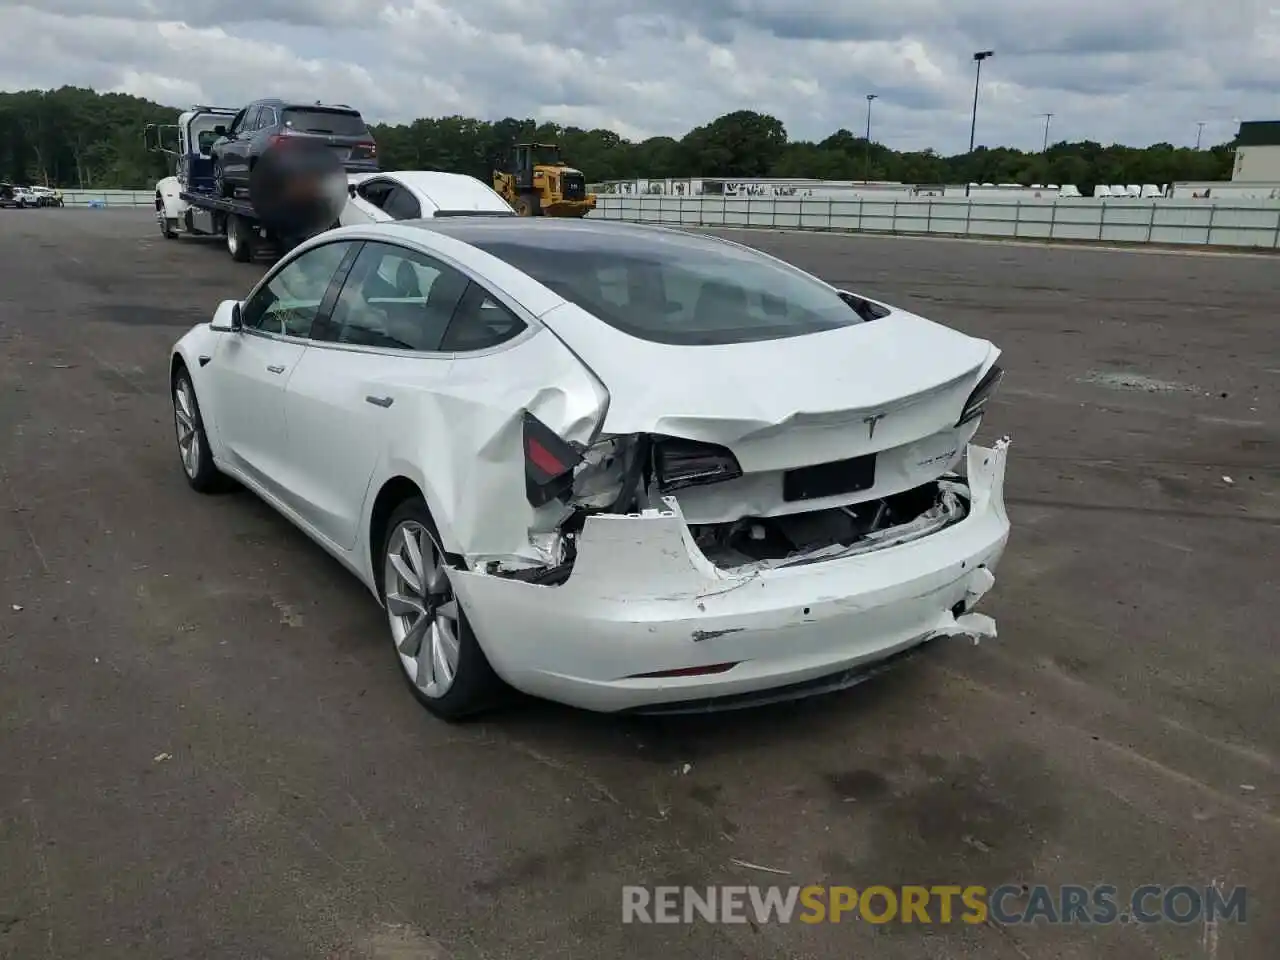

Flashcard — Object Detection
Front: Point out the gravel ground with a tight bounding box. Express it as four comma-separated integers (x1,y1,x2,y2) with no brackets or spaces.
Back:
1,208,1277,959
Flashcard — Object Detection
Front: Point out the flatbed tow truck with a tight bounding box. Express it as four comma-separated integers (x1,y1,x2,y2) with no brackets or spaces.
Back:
148,106,344,262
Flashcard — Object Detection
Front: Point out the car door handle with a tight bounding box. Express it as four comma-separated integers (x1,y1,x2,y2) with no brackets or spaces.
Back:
266,364,285,374
365,395,393,408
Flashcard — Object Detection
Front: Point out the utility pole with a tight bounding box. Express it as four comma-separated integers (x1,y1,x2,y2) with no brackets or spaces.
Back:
1195,121,1207,150
864,94,878,183
1040,113,1053,153
967,51,994,196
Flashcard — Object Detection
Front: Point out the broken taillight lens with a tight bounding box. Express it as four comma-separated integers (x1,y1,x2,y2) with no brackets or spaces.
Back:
653,437,743,492
523,411,585,507
957,364,1004,426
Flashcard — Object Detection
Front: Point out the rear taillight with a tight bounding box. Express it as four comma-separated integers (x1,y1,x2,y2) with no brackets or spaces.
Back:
268,133,296,148
524,412,585,507
361,142,377,158
957,364,1004,426
653,438,742,492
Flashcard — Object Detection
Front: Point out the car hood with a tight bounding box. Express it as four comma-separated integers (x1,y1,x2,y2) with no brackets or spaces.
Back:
538,301,997,469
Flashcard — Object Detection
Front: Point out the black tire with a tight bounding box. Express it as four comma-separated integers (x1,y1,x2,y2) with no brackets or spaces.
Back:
158,201,177,239
171,367,223,493
380,497,505,720
226,214,252,262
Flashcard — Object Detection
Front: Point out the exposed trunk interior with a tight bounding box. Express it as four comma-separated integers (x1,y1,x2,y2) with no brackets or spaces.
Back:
498,428,973,583
688,478,968,572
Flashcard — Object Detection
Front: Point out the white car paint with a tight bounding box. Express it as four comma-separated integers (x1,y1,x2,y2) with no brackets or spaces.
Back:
340,171,514,225
170,219,1011,715
10,186,38,206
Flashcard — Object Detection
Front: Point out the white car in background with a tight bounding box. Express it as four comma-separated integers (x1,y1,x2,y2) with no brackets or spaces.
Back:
340,170,513,225
6,185,40,207
168,218,1010,720
30,186,64,207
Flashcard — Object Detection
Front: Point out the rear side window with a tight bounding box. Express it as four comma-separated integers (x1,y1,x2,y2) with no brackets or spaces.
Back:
381,186,422,220
440,286,526,352
282,108,368,137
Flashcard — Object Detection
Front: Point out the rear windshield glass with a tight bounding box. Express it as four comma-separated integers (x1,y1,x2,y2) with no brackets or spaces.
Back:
468,230,865,345
282,109,368,138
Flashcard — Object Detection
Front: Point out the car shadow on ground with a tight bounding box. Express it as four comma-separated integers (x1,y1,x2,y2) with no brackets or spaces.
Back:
216,479,914,762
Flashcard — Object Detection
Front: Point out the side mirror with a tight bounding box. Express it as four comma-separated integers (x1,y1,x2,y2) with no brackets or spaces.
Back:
348,183,357,198
210,299,243,332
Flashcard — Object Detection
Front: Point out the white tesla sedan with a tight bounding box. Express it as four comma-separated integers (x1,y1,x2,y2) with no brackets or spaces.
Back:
170,219,1011,719
340,170,514,224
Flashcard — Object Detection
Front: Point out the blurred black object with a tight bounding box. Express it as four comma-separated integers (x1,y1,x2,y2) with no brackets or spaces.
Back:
248,140,347,240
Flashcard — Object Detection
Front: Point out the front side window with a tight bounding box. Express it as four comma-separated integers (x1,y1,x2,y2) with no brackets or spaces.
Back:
469,229,867,346
318,242,470,351
240,241,354,337
357,180,393,208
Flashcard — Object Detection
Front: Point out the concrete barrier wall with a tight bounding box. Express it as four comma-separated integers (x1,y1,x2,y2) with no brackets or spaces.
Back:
591,196,1280,249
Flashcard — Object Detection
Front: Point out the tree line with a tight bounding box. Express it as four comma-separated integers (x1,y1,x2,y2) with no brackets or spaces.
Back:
0,86,1236,192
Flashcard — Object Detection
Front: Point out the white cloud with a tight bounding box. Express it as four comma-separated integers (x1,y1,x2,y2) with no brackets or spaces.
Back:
1,0,1275,152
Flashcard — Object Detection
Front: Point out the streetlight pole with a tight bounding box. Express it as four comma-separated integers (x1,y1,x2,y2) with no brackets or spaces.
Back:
1040,112,1053,152
967,51,994,197
1195,121,1207,150
864,94,878,183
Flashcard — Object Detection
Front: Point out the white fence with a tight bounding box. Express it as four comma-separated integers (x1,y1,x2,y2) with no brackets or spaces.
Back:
59,189,154,207
41,187,1280,249
591,196,1280,249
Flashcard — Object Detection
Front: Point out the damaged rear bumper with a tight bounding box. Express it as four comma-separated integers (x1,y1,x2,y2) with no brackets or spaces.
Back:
449,442,1011,713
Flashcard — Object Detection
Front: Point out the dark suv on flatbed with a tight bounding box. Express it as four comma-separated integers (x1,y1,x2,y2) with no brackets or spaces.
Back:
209,99,379,197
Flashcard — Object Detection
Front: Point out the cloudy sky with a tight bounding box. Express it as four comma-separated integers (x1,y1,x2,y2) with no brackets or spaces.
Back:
2,1,1276,153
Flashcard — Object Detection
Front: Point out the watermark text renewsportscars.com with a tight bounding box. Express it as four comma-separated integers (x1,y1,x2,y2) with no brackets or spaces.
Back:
622,884,1247,926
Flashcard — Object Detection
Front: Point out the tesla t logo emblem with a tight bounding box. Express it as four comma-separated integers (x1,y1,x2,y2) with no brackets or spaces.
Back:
864,413,886,438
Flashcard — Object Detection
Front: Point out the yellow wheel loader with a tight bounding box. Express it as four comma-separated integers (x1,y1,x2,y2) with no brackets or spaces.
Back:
493,143,596,217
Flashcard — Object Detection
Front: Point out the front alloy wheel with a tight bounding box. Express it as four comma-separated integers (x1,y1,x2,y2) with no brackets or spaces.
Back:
172,369,222,492
381,501,502,719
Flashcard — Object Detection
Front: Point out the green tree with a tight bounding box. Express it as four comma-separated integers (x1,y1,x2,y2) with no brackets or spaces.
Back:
0,86,1238,190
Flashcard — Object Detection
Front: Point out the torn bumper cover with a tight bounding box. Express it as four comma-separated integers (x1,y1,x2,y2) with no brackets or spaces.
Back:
449,441,1010,713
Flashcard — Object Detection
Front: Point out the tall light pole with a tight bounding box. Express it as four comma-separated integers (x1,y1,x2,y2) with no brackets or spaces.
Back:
1040,112,1053,152
1195,121,1207,150
864,94,878,183
967,51,994,196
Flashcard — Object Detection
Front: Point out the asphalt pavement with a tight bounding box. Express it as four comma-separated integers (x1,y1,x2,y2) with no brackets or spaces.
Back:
1,209,1277,959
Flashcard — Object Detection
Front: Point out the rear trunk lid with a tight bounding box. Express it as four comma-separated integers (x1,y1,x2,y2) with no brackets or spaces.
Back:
540,301,996,472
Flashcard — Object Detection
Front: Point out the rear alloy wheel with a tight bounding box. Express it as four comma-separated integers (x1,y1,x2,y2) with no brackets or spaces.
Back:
382,500,502,720
172,369,222,492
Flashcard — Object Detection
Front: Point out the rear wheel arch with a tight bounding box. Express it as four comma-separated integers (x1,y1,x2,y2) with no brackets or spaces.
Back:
370,476,429,597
